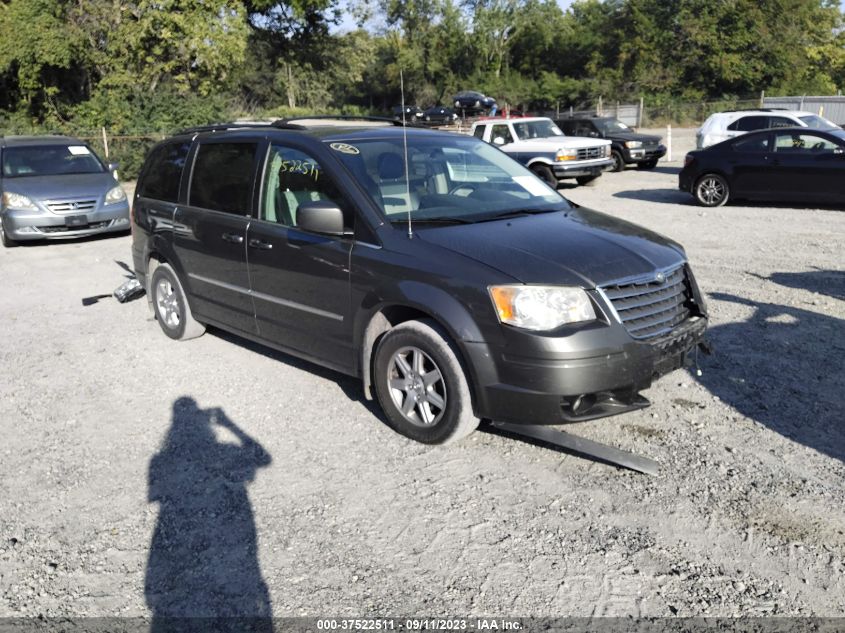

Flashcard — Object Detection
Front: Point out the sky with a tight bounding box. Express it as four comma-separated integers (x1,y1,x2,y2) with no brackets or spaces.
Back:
334,0,577,34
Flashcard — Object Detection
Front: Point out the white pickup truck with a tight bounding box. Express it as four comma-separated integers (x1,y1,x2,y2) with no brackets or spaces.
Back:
471,117,613,186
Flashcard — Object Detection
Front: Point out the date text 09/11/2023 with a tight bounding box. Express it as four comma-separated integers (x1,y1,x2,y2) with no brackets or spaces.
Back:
315,618,523,630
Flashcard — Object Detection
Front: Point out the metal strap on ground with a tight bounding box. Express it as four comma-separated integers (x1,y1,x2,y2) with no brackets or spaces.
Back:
490,421,660,476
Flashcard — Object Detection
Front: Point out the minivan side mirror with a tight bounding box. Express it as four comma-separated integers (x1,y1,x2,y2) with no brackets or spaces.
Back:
297,200,346,236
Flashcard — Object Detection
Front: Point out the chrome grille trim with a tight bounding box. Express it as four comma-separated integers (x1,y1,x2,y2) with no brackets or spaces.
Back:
601,265,692,340
46,199,98,214
576,146,605,160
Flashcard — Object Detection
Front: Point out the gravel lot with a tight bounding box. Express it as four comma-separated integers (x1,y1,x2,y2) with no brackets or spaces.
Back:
1,158,844,621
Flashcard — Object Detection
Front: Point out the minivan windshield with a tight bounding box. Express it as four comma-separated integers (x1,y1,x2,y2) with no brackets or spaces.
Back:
329,134,570,224
1,144,106,178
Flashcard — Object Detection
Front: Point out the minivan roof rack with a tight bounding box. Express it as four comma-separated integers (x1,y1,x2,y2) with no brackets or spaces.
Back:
273,115,413,127
175,121,308,136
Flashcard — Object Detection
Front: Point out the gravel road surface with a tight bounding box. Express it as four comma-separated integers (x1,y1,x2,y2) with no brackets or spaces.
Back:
1,163,843,620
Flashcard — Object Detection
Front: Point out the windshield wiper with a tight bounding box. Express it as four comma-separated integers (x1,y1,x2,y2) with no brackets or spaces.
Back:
390,216,474,225
475,208,561,222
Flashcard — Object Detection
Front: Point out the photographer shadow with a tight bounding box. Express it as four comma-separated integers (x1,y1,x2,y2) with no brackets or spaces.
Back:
694,292,845,463
145,397,273,632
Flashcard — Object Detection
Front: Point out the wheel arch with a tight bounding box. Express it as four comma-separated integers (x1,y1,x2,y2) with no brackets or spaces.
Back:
359,297,483,412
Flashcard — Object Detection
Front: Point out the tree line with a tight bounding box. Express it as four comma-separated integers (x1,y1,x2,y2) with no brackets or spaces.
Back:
1,0,843,134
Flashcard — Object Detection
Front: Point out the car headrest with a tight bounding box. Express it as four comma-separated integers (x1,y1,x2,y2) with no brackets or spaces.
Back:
377,153,404,180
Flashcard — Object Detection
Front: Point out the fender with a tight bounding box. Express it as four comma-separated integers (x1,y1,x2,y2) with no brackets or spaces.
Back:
356,281,488,400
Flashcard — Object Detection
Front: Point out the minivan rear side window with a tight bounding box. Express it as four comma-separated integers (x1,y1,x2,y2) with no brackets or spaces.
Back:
137,140,191,203
189,142,257,215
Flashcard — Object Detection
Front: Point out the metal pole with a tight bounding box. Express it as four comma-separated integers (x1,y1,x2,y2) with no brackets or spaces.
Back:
638,97,644,127
101,127,109,159
667,124,673,163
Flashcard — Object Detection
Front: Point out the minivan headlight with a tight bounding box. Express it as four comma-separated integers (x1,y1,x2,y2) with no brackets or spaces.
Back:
104,185,127,205
2,192,39,211
489,285,596,331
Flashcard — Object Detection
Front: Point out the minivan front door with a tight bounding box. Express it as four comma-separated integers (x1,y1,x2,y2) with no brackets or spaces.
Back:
172,140,261,335
246,143,354,372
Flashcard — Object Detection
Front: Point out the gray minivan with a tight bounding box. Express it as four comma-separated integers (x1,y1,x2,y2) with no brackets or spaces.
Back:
132,119,708,445
0,135,130,247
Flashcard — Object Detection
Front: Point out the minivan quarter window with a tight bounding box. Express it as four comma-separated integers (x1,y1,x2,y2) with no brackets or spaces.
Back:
189,141,258,215
137,140,191,203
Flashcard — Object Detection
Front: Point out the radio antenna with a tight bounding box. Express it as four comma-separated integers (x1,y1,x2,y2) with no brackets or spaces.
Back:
400,69,413,239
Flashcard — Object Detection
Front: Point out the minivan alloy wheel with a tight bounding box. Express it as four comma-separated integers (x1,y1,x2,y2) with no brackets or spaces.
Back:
155,278,181,329
149,262,205,340
373,318,479,444
387,346,447,427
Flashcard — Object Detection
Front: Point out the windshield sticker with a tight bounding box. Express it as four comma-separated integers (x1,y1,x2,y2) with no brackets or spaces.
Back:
68,145,91,155
514,175,554,196
329,142,360,155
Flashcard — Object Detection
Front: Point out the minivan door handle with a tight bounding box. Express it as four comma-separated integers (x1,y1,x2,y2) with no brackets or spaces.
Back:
221,232,244,244
248,238,273,250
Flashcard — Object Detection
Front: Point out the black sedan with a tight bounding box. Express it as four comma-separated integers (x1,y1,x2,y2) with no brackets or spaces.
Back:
391,105,423,122
452,90,496,113
422,105,458,124
680,126,845,207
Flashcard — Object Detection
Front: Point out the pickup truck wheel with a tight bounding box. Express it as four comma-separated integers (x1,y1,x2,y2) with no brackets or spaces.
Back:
150,263,206,340
530,164,557,188
694,173,729,207
576,175,599,186
610,150,625,172
374,319,479,445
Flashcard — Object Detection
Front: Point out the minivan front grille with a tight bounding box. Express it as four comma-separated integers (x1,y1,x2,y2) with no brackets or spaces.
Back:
601,266,692,339
47,199,97,214
577,146,605,160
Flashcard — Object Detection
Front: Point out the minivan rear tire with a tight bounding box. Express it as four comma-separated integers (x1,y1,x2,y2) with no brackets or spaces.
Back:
150,263,205,341
373,319,479,445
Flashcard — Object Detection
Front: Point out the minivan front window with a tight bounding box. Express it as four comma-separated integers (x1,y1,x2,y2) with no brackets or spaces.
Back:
2,145,105,178
329,135,569,224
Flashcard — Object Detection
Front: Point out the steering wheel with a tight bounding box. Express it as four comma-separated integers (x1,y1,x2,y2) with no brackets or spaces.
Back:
448,184,478,197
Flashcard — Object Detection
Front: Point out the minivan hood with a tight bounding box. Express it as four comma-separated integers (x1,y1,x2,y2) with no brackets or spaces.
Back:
3,172,116,201
416,208,685,287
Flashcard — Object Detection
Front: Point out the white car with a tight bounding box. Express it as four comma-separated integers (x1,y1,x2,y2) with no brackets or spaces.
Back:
696,109,840,149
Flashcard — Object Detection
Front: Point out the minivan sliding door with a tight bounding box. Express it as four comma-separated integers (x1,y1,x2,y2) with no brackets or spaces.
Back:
172,140,261,335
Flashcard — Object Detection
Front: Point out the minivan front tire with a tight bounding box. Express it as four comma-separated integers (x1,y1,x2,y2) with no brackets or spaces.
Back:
150,263,205,341
374,319,479,445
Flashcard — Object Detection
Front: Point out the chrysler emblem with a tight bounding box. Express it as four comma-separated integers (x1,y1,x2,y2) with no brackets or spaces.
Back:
655,272,666,283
